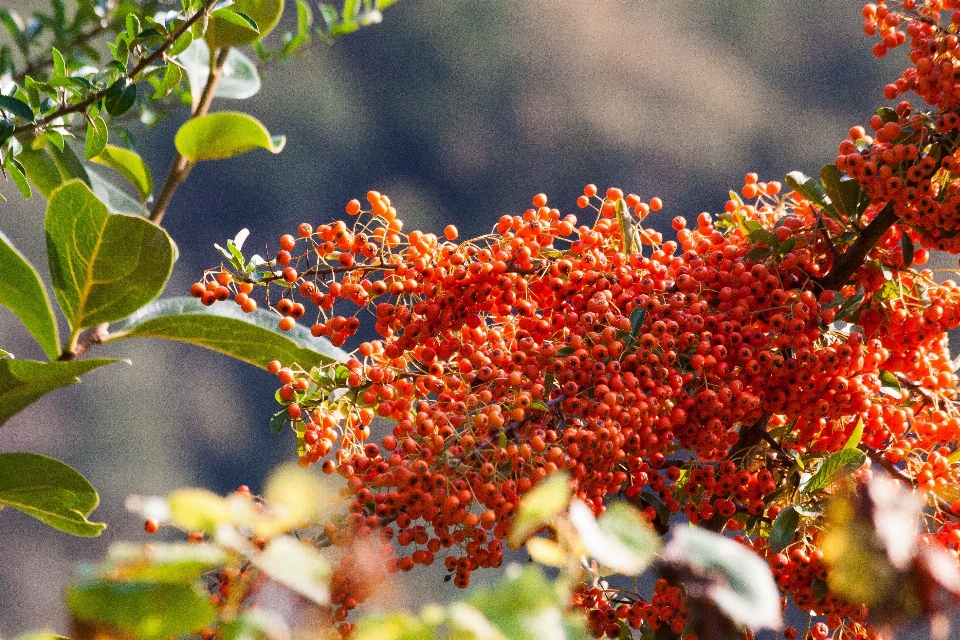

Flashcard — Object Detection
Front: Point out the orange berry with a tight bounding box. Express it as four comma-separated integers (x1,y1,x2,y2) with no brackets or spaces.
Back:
444,225,459,241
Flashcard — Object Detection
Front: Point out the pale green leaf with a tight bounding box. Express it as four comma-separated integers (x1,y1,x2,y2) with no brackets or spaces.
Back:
0,231,60,359
175,111,285,162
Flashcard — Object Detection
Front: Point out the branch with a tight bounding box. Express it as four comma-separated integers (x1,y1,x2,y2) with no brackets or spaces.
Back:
815,201,898,291
149,46,229,224
57,323,110,361
11,0,218,138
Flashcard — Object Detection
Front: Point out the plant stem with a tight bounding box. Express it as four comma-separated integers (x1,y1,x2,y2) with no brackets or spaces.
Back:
11,0,218,138
149,46,229,224
58,323,109,361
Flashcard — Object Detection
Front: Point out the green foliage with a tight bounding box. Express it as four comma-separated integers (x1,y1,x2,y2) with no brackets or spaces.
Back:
45,180,176,332
110,297,348,369
0,452,106,535
0,231,60,359
174,111,286,161
0,357,120,425
90,144,154,201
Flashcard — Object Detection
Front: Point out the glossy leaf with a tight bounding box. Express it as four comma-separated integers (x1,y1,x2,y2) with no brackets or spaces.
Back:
801,448,866,495
663,526,781,631
110,297,347,369
569,499,659,575
508,471,571,549
68,582,215,640
843,417,864,450
104,78,137,117
0,231,60,359
0,452,106,536
899,225,914,268
175,111,285,162
84,115,108,160
205,0,284,49
0,93,34,121
769,505,800,554
167,488,232,532
17,144,90,198
0,151,24,210
0,357,119,426
91,144,154,200
820,163,868,219
45,180,176,330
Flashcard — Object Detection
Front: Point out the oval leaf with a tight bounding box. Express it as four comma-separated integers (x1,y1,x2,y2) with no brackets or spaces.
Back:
175,111,285,162
0,357,120,426
569,499,659,575
87,167,144,215
91,144,153,200
84,115,108,160
68,581,215,640
663,526,781,631
45,180,176,330
0,93,35,121
0,452,106,536
0,231,60,359
801,448,867,495
508,471,571,549
110,296,348,369
254,535,330,604
769,505,800,554
205,0,284,49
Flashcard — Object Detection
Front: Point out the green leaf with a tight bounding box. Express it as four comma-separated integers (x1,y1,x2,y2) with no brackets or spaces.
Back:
205,0,284,49
878,370,902,396
785,171,842,223
801,449,867,495
46,180,176,330
0,93,34,121
16,147,66,197
175,112,285,162
68,582,215,640
98,542,228,583
0,231,60,359
466,565,589,640
769,505,800,554
820,163,868,220
0,357,119,426
167,488,232,532
832,290,864,323
508,471,571,549
663,526,781,631
747,227,779,248
87,167,144,216
211,8,260,35
0,452,106,535
569,499,659,575
899,225,914,268
84,115,108,160
270,408,287,433
3,153,33,200
91,144,154,200
253,535,330,604
104,78,137,117
110,297,348,368
844,417,864,450
0,118,13,146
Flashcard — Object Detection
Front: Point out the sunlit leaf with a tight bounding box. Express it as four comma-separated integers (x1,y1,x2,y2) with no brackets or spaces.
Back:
253,535,330,604
768,506,800,554
91,144,153,200
45,180,176,330
569,499,659,575
205,0,284,49
175,111,285,162
800,449,866,495
0,452,105,536
508,471,571,549
110,297,348,369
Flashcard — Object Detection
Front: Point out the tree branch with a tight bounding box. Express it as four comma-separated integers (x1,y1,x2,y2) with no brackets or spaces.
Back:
815,201,898,291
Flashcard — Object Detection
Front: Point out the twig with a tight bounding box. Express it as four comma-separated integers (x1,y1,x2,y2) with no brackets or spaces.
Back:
58,323,109,361
815,201,898,291
149,46,230,224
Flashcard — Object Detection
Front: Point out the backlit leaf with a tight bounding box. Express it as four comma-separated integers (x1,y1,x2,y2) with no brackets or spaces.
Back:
45,180,176,330
175,111,285,162
91,144,154,199
0,452,105,536
508,471,571,549
0,357,119,426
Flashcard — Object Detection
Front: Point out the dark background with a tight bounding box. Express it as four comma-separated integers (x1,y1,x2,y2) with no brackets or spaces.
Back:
0,0,936,633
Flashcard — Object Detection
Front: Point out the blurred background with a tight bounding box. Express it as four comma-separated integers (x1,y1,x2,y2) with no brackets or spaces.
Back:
0,0,926,634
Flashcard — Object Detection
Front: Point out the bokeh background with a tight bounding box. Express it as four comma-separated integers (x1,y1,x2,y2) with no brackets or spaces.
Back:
0,0,932,634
